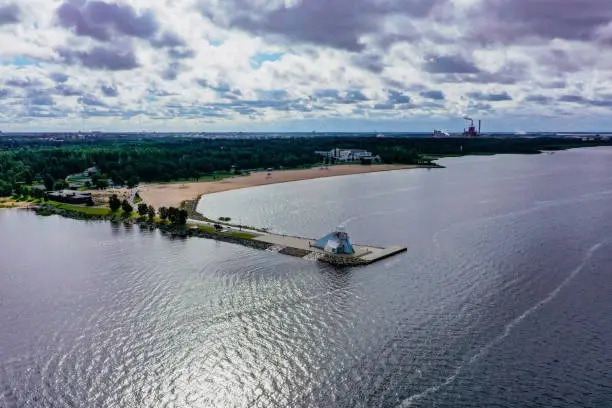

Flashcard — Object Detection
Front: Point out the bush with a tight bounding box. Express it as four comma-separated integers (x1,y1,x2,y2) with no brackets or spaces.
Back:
167,207,188,225
159,207,169,220
121,199,133,216
109,194,121,212
137,203,148,216
147,205,156,221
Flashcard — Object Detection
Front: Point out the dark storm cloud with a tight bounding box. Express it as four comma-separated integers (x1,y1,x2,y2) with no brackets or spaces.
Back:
148,88,176,97
467,91,512,101
446,63,528,85
150,31,194,59
353,54,385,73
313,89,340,99
200,0,444,51
54,84,83,96
197,79,242,99
168,48,195,59
537,49,594,74
25,106,65,118
340,90,369,103
524,94,552,103
170,95,320,118
101,84,118,97
165,103,229,118
299,88,370,106
231,106,260,116
29,93,55,106
587,100,612,107
420,90,445,100
57,46,139,71
541,80,567,89
256,89,288,100
5,78,43,88
57,1,158,42
475,0,612,44
78,94,107,106
0,3,20,25
387,90,410,104
558,94,585,103
162,62,182,80
82,107,143,118
373,102,395,110
423,55,480,74
151,31,186,48
557,94,612,107
471,102,493,112
373,90,411,110
50,73,70,83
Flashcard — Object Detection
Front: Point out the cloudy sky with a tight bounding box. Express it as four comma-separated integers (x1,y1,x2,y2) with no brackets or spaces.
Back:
1,0,612,132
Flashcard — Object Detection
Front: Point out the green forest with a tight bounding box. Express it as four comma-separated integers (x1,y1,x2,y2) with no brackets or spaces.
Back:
0,134,609,196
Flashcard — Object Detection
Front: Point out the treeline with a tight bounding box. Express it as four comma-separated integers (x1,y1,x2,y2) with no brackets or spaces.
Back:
1,136,609,196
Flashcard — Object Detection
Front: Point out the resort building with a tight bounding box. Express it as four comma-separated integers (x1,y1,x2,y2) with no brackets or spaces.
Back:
315,148,376,163
312,226,355,255
47,190,92,204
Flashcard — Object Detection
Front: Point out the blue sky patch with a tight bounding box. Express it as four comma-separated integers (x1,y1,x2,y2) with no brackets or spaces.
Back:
250,52,285,69
1,56,39,67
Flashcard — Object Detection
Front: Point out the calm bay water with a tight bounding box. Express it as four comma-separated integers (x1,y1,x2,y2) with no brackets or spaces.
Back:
2,147,612,407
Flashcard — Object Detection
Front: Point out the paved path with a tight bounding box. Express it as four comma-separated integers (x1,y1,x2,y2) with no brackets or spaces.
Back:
187,218,262,235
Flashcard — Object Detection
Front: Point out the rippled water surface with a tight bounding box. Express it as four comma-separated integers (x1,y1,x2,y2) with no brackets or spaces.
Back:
2,147,612,407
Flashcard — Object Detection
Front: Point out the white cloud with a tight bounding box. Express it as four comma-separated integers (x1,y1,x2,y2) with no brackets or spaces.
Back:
0,0,612,131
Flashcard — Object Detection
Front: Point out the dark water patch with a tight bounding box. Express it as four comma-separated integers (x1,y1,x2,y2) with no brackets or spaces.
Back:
2,147,612,407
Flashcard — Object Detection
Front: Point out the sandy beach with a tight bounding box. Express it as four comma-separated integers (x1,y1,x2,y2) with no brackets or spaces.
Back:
139,164,419,209
0,199,31,209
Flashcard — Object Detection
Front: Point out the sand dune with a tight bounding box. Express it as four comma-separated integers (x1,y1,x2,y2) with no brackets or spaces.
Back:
139,164,419,209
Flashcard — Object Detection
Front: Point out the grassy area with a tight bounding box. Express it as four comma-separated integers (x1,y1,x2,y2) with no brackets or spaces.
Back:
196,225,256,240
47,201,111,216
229,231,258,239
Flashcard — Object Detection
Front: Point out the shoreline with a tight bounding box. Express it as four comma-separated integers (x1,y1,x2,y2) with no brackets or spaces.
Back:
139,164,438,209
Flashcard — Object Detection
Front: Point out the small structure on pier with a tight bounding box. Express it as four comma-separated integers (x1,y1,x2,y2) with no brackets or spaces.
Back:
312,226,355,255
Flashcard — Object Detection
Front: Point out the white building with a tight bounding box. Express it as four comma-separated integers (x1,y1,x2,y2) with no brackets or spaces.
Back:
316,148,374,162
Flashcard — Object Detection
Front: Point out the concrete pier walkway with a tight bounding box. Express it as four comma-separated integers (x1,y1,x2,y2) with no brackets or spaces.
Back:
253,234,406,265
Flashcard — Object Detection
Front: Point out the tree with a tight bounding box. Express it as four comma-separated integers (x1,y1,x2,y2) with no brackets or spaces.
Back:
109,194,121,212
178,209,188,225
137,203,148,217
43,174,55,191
147,205,156,221
13,183,23,196
158,207,168,221
166,207,188,225
54,179,69,191
92,173,109,190
0,180,12,197
109,172,123,187
167,207,178,223
127,176,139,189
121,199,133,216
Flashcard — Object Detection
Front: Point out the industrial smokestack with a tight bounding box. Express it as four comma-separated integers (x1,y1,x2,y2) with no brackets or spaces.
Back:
478,120,481,135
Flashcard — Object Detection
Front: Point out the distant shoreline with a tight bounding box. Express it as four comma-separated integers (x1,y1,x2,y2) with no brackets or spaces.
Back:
139,164,439,210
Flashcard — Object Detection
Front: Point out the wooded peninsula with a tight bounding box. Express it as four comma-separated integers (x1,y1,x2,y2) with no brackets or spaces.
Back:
1,133,610,197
